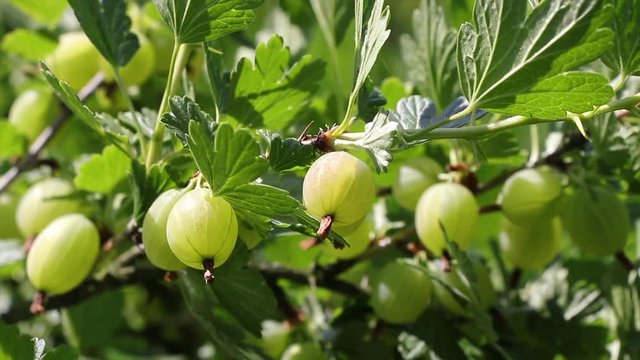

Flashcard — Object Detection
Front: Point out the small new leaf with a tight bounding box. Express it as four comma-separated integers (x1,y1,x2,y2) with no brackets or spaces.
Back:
458,0,614,119
224,35,325,130
162,96,215,146
67,0,139,67
208,0,265,41
74,145,131,194
337,112,398,173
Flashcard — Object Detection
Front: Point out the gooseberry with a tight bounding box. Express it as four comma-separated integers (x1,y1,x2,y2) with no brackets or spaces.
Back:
142,189,186,271
392,157,442,210
26,214,100,295
414,183,479,256
166,188,238,283
303,152,375,235
499,217,562,270
563,186,629,256
101,32,156,86
16,178,83,237
0,194,21,239
45,32,101,90
370,260,432,324
281,342,326,360
8,88,59,142
323,220,371,260
499,166,564,225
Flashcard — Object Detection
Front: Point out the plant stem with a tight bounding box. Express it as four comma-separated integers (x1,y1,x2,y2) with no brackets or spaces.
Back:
145,41,192,169
528,124,541,165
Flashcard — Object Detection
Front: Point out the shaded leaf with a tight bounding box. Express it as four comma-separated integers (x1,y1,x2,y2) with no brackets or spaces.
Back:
602,0,640,76
128,161,173,224
267,137,316,173
0,321,32,360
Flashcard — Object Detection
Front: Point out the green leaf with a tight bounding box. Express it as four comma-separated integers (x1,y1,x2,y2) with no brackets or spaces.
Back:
1,29,57,61
128,161,173,224
178,270,264,360
400,0,458,111
153,0,264,44
40,63,129,151
211,124,268,194
0,122,26,159
458,0,615,119
224,35,325,130
0,321,40,359
490,72,614,119
602,0,640,76
212,243,281,337
74,145,132,194
8,0,67,27
334,112,398,173
43,345,80,360
162,96,216,147
267,136,316,173
67,0,139,67
222,183,299,218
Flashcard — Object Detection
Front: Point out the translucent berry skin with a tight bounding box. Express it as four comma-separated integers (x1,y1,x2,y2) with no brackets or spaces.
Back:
45,32,101,90
166,188,238,269
499,166,564,225
26,214,100,295
142,189,186,271
16,178,82,237
392,157,442,210
500,217,562,270
371,261,433,324
303,152,375,229
430,258,496,317
563,187,629,256
324,220,371,260
415,183,479,256
8,88,59,142
0,194,21,239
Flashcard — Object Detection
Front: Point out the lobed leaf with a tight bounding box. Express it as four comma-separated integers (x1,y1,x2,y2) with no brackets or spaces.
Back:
602,0,640,76
267,137,316,173
74,145,131,194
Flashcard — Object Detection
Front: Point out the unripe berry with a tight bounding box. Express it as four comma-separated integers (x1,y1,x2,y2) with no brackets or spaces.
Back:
101,33,156,86
500,217,562,270
563,186,629,256
8,88,59,142
371,261,433,324
46,32,101,90
392,157,442,210
499,166,564,225
323,220,371,259
142,189,186,271
281,342,326,360
166,188,238,281
16,178,83,237
26,214,100,295
0,194,21,239
303,152,375,231
415,183,478,256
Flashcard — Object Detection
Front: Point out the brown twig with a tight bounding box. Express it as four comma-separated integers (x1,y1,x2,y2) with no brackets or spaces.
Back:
479,203,502,214
0,73,104,194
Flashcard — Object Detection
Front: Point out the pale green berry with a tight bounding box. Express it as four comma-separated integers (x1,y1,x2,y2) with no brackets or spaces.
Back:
392,157,442,210
142,189,186,271
500,217,562,270
8,88,58,142
46,32,101,90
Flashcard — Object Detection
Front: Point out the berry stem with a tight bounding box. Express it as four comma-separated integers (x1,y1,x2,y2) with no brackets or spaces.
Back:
203,259,215,285
615,251,635,272
316,215,334,241
509,268,523,289
22,235,36,253
29,292,46,315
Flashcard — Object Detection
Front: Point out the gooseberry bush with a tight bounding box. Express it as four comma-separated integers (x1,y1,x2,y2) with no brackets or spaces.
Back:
1,0,640,358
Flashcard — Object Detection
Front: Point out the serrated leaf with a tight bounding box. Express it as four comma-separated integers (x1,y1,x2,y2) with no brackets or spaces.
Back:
128,161,173,224
153,0,263,44
389,96,482,135
161,96,216,146
224,35,325,130
337,112,398,173
602,0,640,76
8,0,67,27
400,0,458,111
0,122,26,159
0,320,40,359
458,0,614,119
267,137,315,173
40,64,129,151
222,183,299,218
178,270,264,360
74,145,131,194
211,124,268,194
67,0,139,67
1,29,57,61
212,243,281,337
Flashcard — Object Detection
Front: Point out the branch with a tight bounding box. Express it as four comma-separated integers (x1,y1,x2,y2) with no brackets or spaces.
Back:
0,73,104,194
